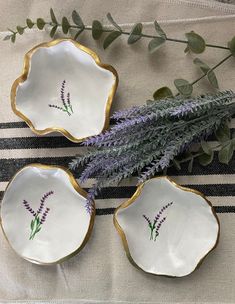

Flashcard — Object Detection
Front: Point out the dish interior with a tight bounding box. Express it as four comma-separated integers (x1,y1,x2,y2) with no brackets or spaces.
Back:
116,178,219,277
15,40,116,139
1,166,91,264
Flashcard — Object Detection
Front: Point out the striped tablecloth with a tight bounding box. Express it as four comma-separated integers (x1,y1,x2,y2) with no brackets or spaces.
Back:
0,0,235,303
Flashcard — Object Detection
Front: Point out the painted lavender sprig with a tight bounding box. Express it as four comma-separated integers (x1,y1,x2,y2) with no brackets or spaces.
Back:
143,202,173,241
49,80,73,116
69,91,235,210
22,191,54,240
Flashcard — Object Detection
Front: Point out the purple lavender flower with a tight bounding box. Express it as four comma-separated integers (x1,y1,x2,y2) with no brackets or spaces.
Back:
48,80,73,116
69,90,235,207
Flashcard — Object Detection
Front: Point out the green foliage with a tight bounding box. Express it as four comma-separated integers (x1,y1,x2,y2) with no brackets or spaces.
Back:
185,31,206,54
16,26,24,35
106,13,122,31
154,21,166,39
50,8,57,24
201,141,212,155
92,20,103,40
103,31,122,49
128,23,142,44
193,58,219,89
62,17,70,34
36,18,45,30
50,25,57,38
215,124,230,142
207,70,219,89
198,152,214,166
148,37,166,53
72,10,84,28
228,36,235,56
26,18,34,28
74,28,84,40
218,142,233,164
153,87,173,100
174,79,193,96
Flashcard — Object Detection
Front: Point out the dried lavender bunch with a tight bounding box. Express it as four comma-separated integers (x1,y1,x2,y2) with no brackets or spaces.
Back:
70,90,235,211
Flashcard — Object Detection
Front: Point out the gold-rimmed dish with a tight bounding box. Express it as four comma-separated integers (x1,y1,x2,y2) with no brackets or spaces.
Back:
11,39,118,142
0,164,95,265
114,176,220,277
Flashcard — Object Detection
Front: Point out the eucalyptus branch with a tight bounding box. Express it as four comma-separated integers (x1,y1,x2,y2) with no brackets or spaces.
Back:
191,53,233,86
4,9,233,54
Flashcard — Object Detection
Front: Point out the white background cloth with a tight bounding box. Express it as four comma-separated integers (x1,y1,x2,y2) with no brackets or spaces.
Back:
0,0,235,303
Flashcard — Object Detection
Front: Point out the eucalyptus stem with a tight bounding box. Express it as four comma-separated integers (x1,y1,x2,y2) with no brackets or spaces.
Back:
191,53,233,86
5,13,229,51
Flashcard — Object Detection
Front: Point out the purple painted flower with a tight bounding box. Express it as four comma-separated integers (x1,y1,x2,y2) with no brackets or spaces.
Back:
22,200,36,217
22,191,54,240
143,202,173,241
48,80,73,116
40,207,50,224
37,190,54,214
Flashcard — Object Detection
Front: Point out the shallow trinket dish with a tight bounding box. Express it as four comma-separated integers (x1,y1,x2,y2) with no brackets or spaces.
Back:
114,176,219,277
11,39,118,142
0,164,95,265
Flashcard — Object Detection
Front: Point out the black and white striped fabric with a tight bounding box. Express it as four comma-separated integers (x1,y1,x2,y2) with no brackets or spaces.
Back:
0,120,234,215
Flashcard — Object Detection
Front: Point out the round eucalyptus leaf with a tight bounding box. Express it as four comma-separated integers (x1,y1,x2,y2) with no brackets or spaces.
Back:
148,37,166,54
174,78,193,96
207,70,219,89
72,10,84,28
185,31,206,54
92,20,103,40
26,18,34,29
153,86,173,100
218,143,233,164
106,13,122,31
127,23,142,44
3,35,11,41
16,26,24,35
200,141,212,155
103,31,122,49
11,35,16,43
193,58,210,74
36,18,45,30
62,17,70,34
215,124,231,143
198,152,214,166
50,8,57,24
50,25,57,38
188,158,194,173
154,21,166,39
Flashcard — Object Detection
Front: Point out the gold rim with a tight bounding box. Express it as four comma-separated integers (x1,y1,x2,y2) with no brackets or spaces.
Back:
113,176,220,278
0,163,95,265
11,38,119,143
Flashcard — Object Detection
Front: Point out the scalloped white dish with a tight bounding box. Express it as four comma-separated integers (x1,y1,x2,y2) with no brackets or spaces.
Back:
0,164,95,265
114,177,219,277
11,39,118,142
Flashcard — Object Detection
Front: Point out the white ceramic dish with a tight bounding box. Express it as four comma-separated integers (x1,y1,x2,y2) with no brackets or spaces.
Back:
11,39,118,142
114,176,219,277
0,164,95,265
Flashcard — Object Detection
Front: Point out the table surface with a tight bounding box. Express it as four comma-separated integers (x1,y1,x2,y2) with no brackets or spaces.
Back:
0,0,235,303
